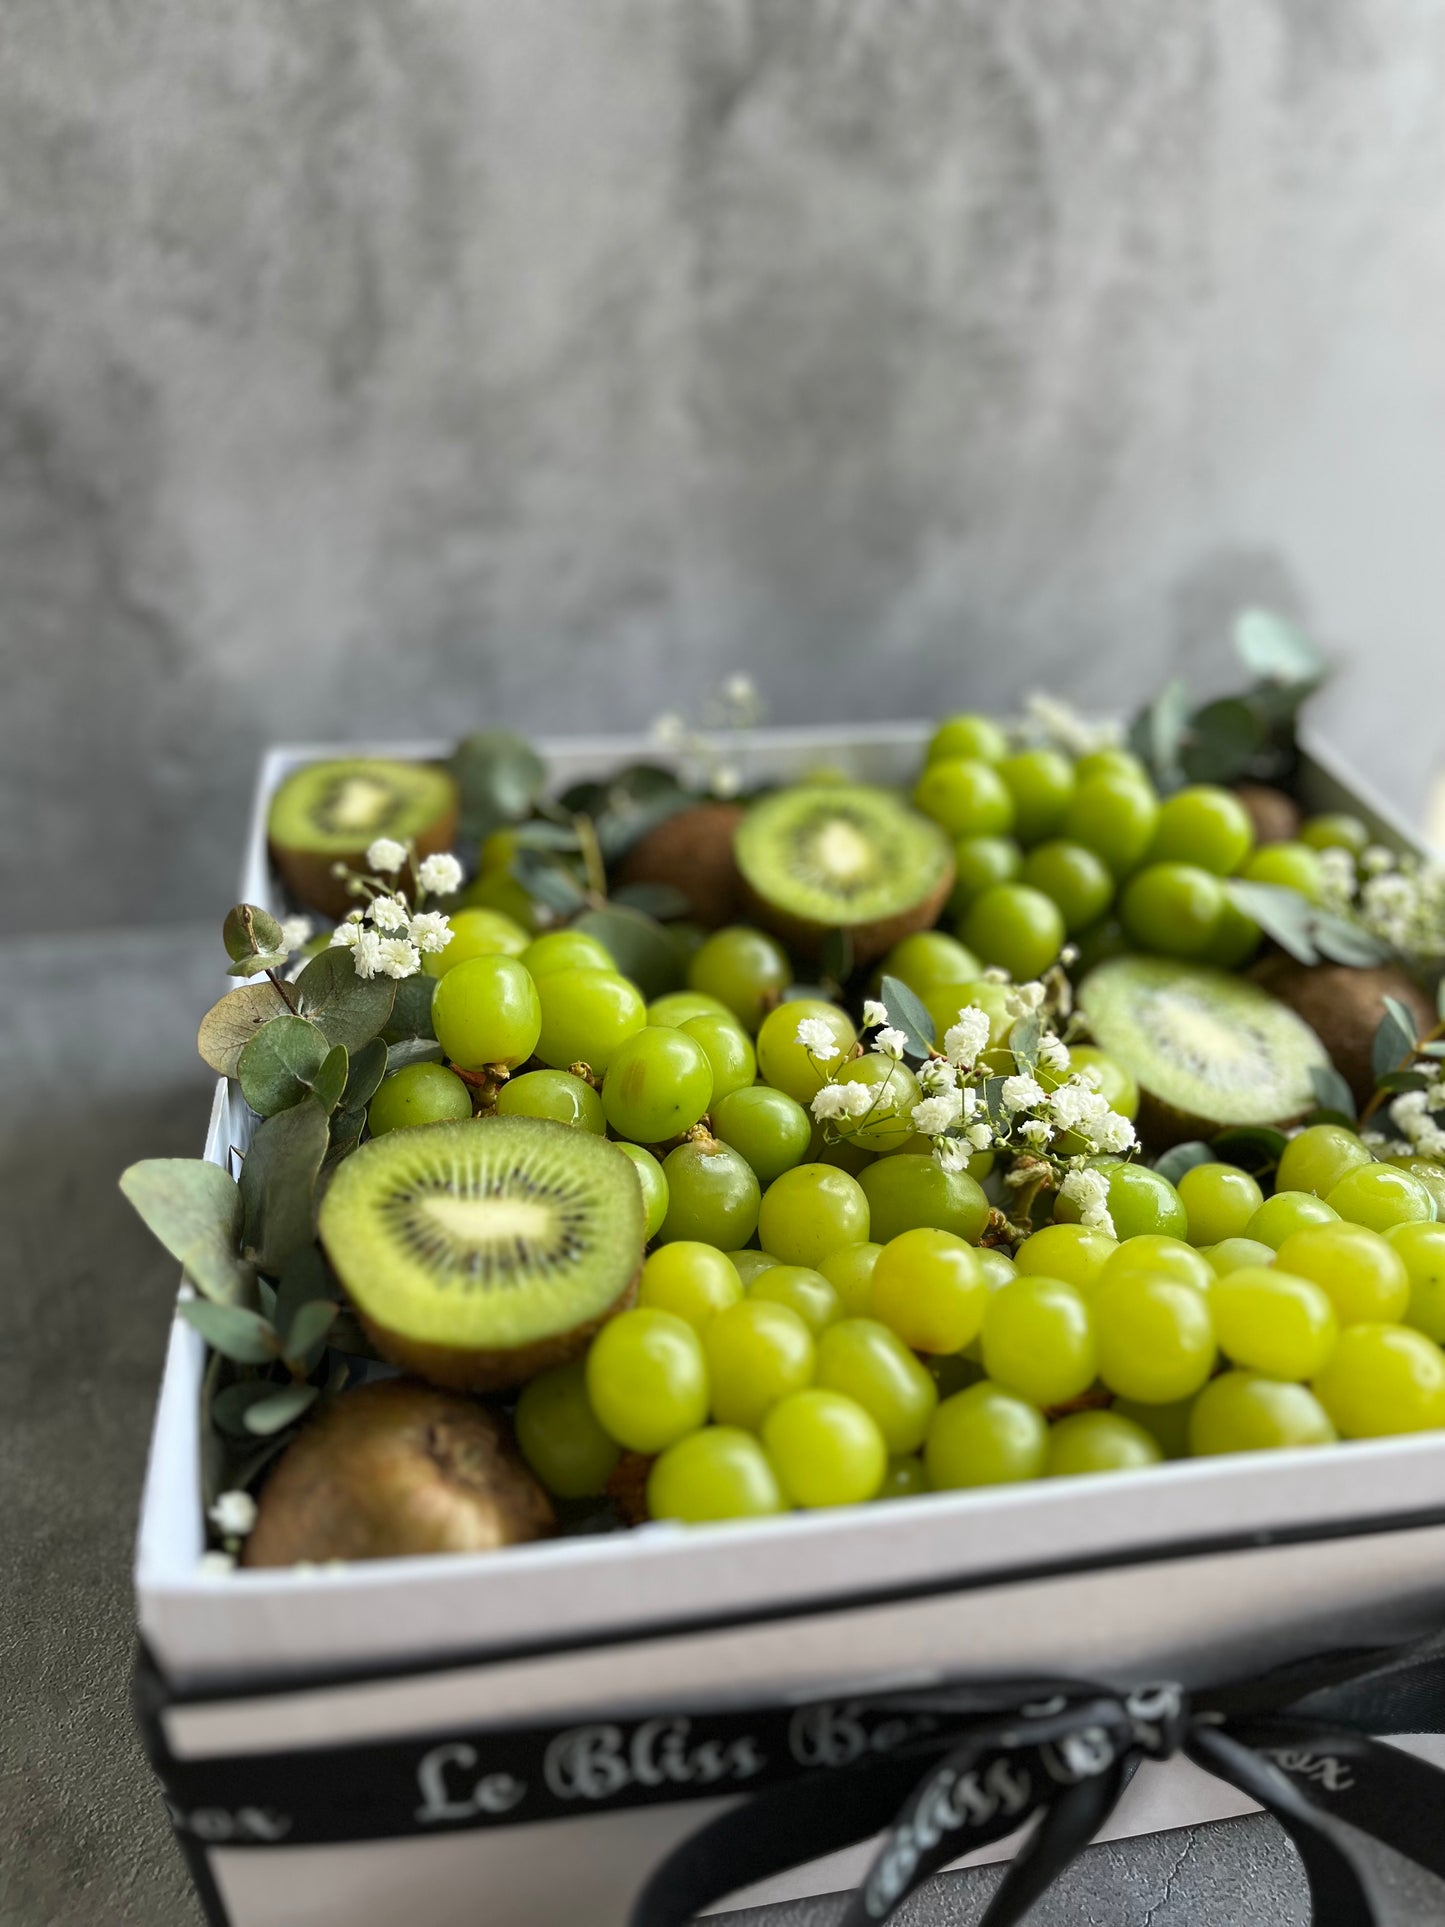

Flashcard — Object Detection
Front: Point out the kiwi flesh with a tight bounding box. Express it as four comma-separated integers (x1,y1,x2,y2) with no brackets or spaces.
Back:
243,1379,553,1566
1078,957,1330,1145
268,758,460,918
1251,958,1435,1108
735,784,954,965
615,803,746,928
317,1117,645,1390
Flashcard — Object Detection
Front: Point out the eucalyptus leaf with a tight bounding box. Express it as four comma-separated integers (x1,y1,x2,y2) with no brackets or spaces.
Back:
226,950,290,979
1210,1125,1288,1172
876,975,936,1058
237,1014,330,1117
1309,1064,1357,1120
1234,608,1326,687
610,881,693,921
450,730,548,844
294,947,396,1051
197,982,292,1077
1311,915,1390,968
273,1245,333,1334
1223,881,1318,965
180,1300,278,1365
1008,1010,1043,1077
820,928,856,988
1383,995,1421,1051
382,1037,445,1070
982,1074,1008,1126
1374,1069,1431,1095
1180,698,1263,785
284,1299,340,1368
326,1105,368,1166
119,1159,255,1307
344,1037,389,1108
312,1044,350,1115
1129,678,1190,789
1371,1004,1417,1080
213,1379,287,1438
512,821,583,853
573,905,686,1000
511,847,589,917
381,974,437,1044
1152,1140,1214,1185
1421,1039,1445,1060
243,1382,319,1436
223,903,285,965
238,1099,331,1271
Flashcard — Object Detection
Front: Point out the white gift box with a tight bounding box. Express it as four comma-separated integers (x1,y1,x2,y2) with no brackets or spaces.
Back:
134,727,1445,1927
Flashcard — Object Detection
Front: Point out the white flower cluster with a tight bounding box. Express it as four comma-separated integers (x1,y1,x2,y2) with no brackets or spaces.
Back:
208,1489,257,1537
331,892,454,980
811,1081,877,1122
1390,1086,1445,1161
1058,1166,1117,1239
1312,843,1445,964
651,674,764,801
795,1016,842,1061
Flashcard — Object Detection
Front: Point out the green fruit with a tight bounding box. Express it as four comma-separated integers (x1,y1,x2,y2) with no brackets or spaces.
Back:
1274,1222,1409,1326
1389,1222,1445,1341
1063,773,1160,878
647,1427,785,1522
982,1276,1095,1407
534,968,646,1074
461,867,542,932
962,883,1066,981
1246,1192,1341,1250
432,955,542,1071
1312,1324,1445,1436
1300,813,1369,855
368,1062,473,1135
749,1264,842,1334
1147,785,1253,875
705,1299,816,1429
1326,1162,1437,1233
926,1382,1047,1487
1093,1272,1214,1403
679,1013,757,1103
1119,864,1226,958
1276,1124,1373,1198
755,998,858,1105
638,1243,743,1330
1240,843,1324,902
997,749,1075,845
913,758,1015,838
1210,1265,1337,1379
601,1026,715,1143
948,836,1024,916
1176,1162,1264,1245
1189,1373,1336,1455
858,1154,988,1245
515,1359,620,1497
880,930,983,999
616,1142,669,1240
647,990,736,1028
712,1085,813,1184
425,906,531,977
586,1308,710,1454
1046,1410,1161,1476
828,1054,923,1153
815,1317,937,1453
1021,840,1114,933
872,1229,987,1354
758,1164,871,1268
267,757,459,919
687,926,793,1031
1014,1223,1116,1291
657,1140,761,1249
1066,1045,1139,1119
495,1068,606,1134
926,713,1009,764
520,930,615,978
763,1389,888,1506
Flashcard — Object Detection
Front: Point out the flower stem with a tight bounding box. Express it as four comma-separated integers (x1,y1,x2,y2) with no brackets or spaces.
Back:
1358,1018,1445,1130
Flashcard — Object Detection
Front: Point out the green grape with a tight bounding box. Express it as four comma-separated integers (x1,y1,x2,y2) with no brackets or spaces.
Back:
1020,840,1114,933
1389,1158,1445,1216
828,1055,923,1152
657,1140,761,1249
877,1455,930,1500
1245,1191,1341,1250
727,1249,781,1286
1312,1323,1445,1436
920,978,1014,1057
1045,1410,1161,1477
1104,1165,1189,1242
912,758,1015,838
1275,1223,1410,1326
1070,915,1135,974
813,1131,877,1176
1389,1222,1445,1342
859,1155,988,1245
680,1014,757,1103
1189,1372,1337,1455
982,1276,1095,1407
1326,1162,1437,1233
750,1264,843,1334
1066,1046,1140,1120
688,926,793,1032
1199,898,1263,970
1075,747,1149,786
880,931,983,1000
1111,1396,1193,1458
1064,774,1160,878
1014,1224,1116,1292
1119,863,1225,958
818,1241,883,1315
424,906,531,978
519,929,614,978
926,713,1010,765
647,1427,785,1523
978,1247,1019,1291
755,998,858,1105
758,1164,871,1268
367,1062,472,1134
495,1068,605,1134
461,866,542,932
1204,1237,1277,1277
1094,1273,1215,1402
1240,843,1324,902
962,883,1066,981
705,1299,816,1430
871,1229,988,1354
925,1382,1048,1488
647,990,736,1028
1210,1265,1337,1379
1276,1124,1373,1198
514,1359,621,1498
948,836,1024,917
638,1242,743,1330
1176,1162,1265,1246
998,749,1075,845
585,1308,710,1453
1300,813,1368,855
476,828,523,875
601,1026,715,1143
616,1141,669,1239
1147,785,1254,875
712,1085,813,1184
534,967,646,1074
762,1389,888,1507
816,1317,938,1453
1099,1234,1214,1295
432,955,542,1070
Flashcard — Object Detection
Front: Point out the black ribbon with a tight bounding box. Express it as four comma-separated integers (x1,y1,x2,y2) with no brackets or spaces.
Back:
138,1638,1445,1927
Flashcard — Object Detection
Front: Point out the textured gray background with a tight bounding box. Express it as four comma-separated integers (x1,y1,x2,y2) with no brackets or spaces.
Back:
3,0,1445,936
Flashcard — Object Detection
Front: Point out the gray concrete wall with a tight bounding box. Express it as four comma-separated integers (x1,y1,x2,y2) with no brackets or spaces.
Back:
3,0,1444,937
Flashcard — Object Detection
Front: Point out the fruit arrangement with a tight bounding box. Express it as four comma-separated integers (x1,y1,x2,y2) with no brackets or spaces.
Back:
123,621,1445,1570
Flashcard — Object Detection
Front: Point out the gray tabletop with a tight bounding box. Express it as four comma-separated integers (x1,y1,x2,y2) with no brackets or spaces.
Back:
4,925,1443,1927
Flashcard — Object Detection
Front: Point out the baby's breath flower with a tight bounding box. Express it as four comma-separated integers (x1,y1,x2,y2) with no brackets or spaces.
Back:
862,999,890,1030
982,966,1009,984
1059,943,1080,967
650,712,689,751
918,1059,958,1096
279,916,313,952
375,937,422,979
1094,1111,1137,1154
795,1017,841,1061
330,920,361,949
1019,1118,1052,1147
1023,691,1122,756
1047,1081,1107,1135
1037,1033,1070,1074
710,764,743,800
198,1550,236,1576
912,1092,963,1136
839,1081,878,1118
723,673,757,706
965,1121,994,1152
366,837,408,874
874,1027,908,1061
933,1137,972,1174
370,894,412,933
208,1490,257,1537
351,928,385,979
408,910,453,955
811,1085,854,1122
1361,846,1396,877
1005,981,1046,1018
1001,1074,1045,1114
1081,1202,1117,1236
944,1007,992,1070
418,852,463,897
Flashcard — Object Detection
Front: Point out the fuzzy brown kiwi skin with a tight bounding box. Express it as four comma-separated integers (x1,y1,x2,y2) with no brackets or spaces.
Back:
1233,783,1302,846
353,1269,641,1394
1136,1088,1313,1153
270,788,460,920
743,865,955,969
616,804,746,928
242,1378,553,1567
1251,958,1435,1109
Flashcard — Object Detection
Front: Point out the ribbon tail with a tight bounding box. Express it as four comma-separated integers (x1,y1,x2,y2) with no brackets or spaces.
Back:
1187,1726,1377,1927
977,1755,1133,1927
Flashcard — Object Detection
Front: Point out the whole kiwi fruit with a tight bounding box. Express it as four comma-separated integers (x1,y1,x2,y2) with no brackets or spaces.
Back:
616,803,747,928
242,1379,554,1566
1233,783,1302,846
1251,958,1436,1108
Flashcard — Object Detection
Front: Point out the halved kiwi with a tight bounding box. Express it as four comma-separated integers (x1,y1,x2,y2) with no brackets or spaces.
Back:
268,757,459,918
1077,956,1330,1145
317,1117,644,1389
734,784,954,964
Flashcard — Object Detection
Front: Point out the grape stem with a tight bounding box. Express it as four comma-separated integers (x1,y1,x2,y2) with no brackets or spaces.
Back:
1358,1017,1445,1130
